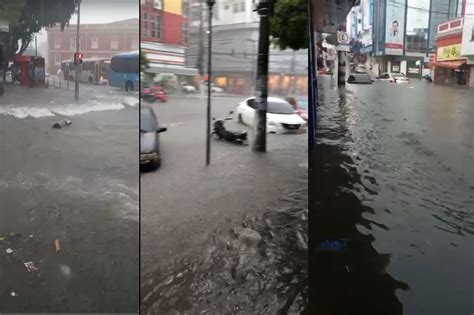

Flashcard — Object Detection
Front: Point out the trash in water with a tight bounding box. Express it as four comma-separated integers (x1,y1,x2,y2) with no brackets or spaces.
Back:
59,264,72,278
317,240,347,252
54,239,61,252
52,118,72,129
24,261,38,272
0,237,4,241
10,291,17,297
6,248,13,254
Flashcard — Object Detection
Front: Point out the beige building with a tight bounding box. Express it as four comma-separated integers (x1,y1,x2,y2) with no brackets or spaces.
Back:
47,18,139,75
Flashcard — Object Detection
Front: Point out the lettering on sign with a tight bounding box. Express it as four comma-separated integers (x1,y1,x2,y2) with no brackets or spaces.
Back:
437,44,464,61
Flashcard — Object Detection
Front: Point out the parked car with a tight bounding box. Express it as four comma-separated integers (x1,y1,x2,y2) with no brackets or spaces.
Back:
182,83,196,94
347,72,373,84
141,84,168,102
140,105,167,169
295,97,308,121
389,73,411,84
376,72,411,83
236,96,307,133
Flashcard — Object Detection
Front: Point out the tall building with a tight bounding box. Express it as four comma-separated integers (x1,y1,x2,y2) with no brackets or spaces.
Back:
369,0,463,78
47,19,138,75
140,0,197,79
186,0,307,95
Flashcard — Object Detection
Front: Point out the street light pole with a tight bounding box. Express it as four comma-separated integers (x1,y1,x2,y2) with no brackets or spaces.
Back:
197,0,205,99
74,0,81,101
206,0,215,166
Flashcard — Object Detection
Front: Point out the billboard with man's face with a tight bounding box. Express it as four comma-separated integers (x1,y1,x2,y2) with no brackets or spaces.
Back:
385,0,405,55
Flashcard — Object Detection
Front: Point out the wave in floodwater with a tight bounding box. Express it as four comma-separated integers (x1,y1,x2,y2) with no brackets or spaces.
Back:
0,96,138,119
141,184,308,315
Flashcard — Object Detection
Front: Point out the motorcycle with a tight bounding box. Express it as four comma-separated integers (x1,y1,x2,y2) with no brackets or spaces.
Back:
423,74,433,83
212,111,248,145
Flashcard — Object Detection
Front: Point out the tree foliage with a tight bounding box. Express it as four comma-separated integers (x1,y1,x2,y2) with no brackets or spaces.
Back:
1,0,77,64
271,0,308,50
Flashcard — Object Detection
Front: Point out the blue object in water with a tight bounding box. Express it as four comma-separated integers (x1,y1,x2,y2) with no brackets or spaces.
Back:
317,240,347,252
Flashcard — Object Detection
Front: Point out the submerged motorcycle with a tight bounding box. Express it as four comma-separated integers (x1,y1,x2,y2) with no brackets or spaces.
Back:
212,111,248,145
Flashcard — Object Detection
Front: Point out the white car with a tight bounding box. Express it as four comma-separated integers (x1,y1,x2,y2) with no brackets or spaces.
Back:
236,97,306,134
182,84,196,93
377,72,411,83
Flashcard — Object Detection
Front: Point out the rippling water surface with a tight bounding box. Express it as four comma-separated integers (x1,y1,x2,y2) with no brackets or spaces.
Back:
311,77,474,315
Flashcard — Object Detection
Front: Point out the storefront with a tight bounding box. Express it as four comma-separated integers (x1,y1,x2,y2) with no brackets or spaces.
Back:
432,18,470,86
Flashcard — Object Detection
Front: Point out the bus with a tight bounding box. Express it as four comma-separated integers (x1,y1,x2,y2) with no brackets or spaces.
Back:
61,58,110,84
60,58,110,84
108,51,139,91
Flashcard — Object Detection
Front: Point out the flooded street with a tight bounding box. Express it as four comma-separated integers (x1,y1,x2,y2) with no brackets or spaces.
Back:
141,96,308,314
312,76,473,314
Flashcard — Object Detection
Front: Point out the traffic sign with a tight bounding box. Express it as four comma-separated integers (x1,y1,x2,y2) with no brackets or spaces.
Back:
337,31,350,45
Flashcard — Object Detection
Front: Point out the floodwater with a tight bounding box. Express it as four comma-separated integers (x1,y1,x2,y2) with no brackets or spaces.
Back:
141,183,308,315
311,77,474,315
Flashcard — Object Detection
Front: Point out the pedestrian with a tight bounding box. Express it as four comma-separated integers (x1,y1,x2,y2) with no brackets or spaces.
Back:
285,96,298,111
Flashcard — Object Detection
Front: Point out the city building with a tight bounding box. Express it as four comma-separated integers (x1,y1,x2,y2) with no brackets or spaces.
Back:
46,18,139,75
429,0,473,86
186,0,307,95
368,0,464,78
140,0,197,81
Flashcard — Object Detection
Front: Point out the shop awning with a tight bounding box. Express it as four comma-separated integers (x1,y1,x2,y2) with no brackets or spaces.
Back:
146,64,198,76
428,60,467,69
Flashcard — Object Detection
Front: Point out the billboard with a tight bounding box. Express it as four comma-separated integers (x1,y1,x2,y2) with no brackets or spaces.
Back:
385,0,405,55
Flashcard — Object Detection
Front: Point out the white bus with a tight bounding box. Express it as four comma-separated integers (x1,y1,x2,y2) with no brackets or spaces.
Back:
61,58,110,85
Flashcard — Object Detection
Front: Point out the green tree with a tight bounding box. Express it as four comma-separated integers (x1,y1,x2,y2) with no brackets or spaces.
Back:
1,0,77,64
271,0,308,50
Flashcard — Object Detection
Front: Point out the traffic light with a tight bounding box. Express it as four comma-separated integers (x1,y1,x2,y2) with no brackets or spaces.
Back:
74,52,83,65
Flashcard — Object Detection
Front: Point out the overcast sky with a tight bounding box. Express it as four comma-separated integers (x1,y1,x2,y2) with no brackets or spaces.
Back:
38,0,138,43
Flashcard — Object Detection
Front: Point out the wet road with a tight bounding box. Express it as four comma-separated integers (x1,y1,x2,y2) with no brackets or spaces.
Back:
141,95,308,314
0,87,139,312
311,77,473,315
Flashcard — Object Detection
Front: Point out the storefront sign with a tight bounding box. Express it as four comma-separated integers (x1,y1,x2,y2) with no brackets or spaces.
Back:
385,0,405,56
392,65,400,72
408,67,420,74
437,44,463,61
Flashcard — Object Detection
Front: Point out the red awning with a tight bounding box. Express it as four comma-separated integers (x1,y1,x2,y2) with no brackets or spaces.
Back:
428,60,467,69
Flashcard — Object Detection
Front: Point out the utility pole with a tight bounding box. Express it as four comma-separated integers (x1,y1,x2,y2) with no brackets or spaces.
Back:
74,0,81,101
197,0,205,98
205,0,215,166
35,35,37,56
252,0,272,153
290,50,296,95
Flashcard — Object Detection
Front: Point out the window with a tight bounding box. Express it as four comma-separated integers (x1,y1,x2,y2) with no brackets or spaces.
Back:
91,36,98,49
54,39,61,49
110,55,139,73
111,38,119,49
233,3,239,13
182,0,189,17
154,14,161,39
70,37,76,51
143,13,149,37
54,54,61,65
240,2,245,11
224,4,229,10
182,20,188,44
153,0,162,9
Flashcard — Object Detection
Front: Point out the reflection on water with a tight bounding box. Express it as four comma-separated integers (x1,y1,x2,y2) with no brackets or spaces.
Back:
311,77,474,315
141,183,308,315
310,82,408,315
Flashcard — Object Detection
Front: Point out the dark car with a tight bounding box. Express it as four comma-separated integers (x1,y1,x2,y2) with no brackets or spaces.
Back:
347,72,373,84
140,105,167,169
